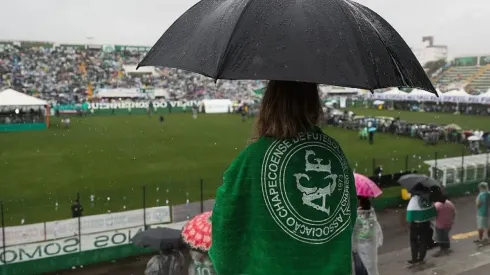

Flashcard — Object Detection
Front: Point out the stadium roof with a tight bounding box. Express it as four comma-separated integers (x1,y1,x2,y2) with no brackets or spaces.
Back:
424,153,489,169
0,89,47,106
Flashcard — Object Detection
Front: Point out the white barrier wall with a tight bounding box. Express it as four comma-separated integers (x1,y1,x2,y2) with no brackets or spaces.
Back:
0,226,145,265
0,206,170,246
201,99,232,114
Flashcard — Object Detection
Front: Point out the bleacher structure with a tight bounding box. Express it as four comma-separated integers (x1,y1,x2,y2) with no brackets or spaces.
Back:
468,65,490,91
436,66,479,88
436,55,490,93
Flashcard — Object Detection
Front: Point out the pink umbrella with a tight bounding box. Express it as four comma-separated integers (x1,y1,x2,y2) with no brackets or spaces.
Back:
181,211,212,251
354,173,383,198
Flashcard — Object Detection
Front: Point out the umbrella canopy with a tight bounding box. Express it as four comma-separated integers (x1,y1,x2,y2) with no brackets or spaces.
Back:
354,173,383,198
445,123,462,131
131,227,182,251
182,211,212,252
139,0,435,93
398,174,441,198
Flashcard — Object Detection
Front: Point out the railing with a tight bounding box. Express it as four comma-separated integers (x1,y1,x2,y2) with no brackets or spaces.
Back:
1,150,488,227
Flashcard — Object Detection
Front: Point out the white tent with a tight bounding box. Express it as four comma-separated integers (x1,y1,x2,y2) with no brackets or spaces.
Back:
478,89,490,97
405,88,440,101
409,88,436,96
0,89,47,106
383,88,405,96
443,89,469,97
379,88,407,100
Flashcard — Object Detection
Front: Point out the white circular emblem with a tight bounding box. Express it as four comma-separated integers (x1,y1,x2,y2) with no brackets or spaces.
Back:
261,132,352,244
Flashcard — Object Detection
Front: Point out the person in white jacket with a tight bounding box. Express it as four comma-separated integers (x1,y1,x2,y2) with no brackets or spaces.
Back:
352,197,383,275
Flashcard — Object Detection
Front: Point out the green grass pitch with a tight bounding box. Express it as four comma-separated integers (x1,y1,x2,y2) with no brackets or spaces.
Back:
0,109,485,226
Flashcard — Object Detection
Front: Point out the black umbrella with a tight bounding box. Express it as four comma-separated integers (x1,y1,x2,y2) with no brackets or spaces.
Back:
138,0,435,93
398,174,442,199
131,227,182,251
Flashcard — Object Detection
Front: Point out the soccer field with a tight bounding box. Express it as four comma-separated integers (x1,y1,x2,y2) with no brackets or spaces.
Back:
0,110,478,225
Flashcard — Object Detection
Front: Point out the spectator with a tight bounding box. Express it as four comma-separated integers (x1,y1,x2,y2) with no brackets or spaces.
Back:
71,199,84,218
406,194,437,265
433,195,455,256
475,182,490,244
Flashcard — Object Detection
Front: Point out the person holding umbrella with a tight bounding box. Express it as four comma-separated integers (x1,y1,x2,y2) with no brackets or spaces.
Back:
352,174,383,275
208,81,358,275
399,175,440,266
137,0,437,273
406,192,437,265
131,227,185,275
181,211,217,275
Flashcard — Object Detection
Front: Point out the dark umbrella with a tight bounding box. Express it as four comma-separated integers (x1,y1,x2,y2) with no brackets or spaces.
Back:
131,228,182,251
138,0,436,93
398,174,442,199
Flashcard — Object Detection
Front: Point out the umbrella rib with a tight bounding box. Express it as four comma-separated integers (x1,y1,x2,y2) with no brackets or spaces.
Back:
346,3,409,88
214,0,256,79
337,1,376,89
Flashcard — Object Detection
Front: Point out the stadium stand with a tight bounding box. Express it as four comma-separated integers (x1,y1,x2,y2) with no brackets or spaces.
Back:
0,41,263,104
467,64,490,92
436,66,479,88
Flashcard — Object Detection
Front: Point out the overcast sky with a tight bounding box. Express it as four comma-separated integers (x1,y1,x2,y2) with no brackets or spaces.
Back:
0,0,488,57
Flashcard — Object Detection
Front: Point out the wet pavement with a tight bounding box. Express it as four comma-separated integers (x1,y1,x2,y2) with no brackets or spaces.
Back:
377,195,490,275
43,195,489,275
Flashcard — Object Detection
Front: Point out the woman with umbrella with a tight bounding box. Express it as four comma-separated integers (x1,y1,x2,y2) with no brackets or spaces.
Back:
352,173,384,275
137,0,437,272
209,81,358,275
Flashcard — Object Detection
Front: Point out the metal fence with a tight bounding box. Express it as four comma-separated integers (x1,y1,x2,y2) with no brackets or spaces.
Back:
2,150,490,226
1,150,489,235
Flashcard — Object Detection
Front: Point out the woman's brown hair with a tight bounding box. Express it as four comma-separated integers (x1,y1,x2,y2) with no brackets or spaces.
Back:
252,80,323,140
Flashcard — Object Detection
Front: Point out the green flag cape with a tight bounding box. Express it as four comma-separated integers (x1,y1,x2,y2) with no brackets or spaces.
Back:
210,127,357,275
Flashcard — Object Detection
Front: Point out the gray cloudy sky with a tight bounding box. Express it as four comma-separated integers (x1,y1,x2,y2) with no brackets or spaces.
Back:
0,0,488,57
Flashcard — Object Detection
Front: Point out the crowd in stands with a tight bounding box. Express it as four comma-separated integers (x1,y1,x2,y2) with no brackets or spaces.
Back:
0,43,263,104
